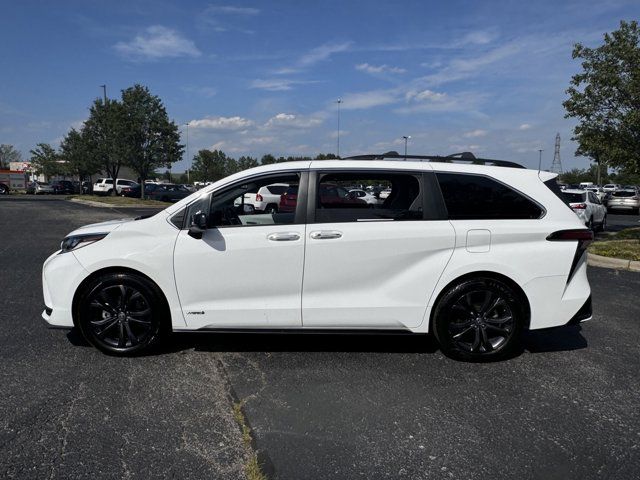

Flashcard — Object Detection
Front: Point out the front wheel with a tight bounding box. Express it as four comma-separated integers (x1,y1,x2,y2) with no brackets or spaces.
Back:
77,273,168,355
433,278,524,362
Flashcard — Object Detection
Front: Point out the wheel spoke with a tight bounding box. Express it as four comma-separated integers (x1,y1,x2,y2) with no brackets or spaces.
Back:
117,322,126,347
470,327,481,352
118,285,127,308
481,296,502,316
452,326,475,339
127,316,151,325
90,315,117,326
124,322,139,345
126,291,143,309
128,308,151,317
479,327,493,352
485,314,512,325
479,291,493,314
485,324,510,337
95,318,119,337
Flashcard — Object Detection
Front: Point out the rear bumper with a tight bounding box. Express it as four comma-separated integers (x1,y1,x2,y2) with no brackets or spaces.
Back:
567,295,592,325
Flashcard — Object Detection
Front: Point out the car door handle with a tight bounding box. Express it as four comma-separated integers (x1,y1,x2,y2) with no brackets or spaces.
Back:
267,232,300,241
310,230,343,240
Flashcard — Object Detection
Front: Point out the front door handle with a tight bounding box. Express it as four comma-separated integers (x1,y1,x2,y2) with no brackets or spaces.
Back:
267,232,300,241
310,230,343,240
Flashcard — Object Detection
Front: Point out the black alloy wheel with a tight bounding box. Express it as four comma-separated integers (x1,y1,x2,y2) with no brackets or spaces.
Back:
78,273,167,355
434,278,523,361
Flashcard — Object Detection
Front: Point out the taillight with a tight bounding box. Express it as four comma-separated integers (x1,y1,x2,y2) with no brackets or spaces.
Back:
547,229,594,281
570,203,587,210
256,193,263,202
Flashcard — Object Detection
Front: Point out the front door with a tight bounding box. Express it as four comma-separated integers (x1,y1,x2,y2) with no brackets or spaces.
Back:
173,171,307,329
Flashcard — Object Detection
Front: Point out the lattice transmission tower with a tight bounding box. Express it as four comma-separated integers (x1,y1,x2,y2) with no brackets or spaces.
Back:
550,133,563,174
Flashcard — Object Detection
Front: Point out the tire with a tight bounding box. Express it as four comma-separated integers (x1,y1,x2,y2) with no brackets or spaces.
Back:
433,277,524,362
76,272,169,356
265,204,278,214
587,217,594,231
600,215,607,232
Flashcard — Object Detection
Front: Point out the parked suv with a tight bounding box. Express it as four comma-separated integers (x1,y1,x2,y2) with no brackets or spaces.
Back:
561,189,607,230
607,189,640,214
42,153,593,362
93,178,138,195
239,183,289,213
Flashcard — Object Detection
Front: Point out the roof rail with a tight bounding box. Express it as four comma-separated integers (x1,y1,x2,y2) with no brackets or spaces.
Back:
342,151,525,169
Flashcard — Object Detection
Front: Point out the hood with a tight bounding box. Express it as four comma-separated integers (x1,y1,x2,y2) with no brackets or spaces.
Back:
66,217,135,237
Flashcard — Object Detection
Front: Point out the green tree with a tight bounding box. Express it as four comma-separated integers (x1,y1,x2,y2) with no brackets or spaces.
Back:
59,128,101,191
237,156,259,171
83,98,127,194
191,149,234,182
121,85,184,198
0,144,22,169
29,143,63,179
564,20,640,174
260,154,276,165
314,153,340,160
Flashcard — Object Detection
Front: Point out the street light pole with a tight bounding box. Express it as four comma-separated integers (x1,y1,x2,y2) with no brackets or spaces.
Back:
336,99,342,158
99,84,107,104
402,135,411,160
184,123,190,183
538,149,543,173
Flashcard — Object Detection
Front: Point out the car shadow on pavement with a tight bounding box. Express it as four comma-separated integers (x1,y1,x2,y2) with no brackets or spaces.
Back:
66,325,587,357
522,325,588,353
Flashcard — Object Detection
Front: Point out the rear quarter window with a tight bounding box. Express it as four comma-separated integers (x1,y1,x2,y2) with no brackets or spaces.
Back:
436,172,543,220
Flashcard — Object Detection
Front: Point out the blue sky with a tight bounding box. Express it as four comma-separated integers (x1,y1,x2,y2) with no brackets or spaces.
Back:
1,0,638,171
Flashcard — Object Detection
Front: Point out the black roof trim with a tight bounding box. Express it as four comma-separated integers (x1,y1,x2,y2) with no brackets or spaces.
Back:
342,151,525,169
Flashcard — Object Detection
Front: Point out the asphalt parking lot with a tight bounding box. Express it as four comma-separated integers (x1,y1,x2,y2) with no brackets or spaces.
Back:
1,197,639,479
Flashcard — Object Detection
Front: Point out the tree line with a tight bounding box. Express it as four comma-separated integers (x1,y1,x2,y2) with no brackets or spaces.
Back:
29,84,183,198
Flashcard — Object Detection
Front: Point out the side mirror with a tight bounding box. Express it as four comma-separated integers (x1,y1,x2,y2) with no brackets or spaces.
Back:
188,212,208,239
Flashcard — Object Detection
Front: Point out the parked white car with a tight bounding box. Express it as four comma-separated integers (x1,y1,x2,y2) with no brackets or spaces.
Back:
237,183,289,213
561,189,607,230
93,178,138,195
42,155,593,362
602,184,621,192
379,188,392,200
349,188,378,205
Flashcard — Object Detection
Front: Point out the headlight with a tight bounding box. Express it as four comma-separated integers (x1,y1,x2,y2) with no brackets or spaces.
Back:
60,233,109,253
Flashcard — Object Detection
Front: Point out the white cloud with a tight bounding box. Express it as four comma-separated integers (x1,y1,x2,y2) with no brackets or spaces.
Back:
204,5,260,15
355,63,406,74
189,116,254,131
265,113,324,129
405,89,447,102
299,41,352,67
114,26,201,60
463,129,488,138
519,123,532,130
339,90,399,110
449,144,483,152
250,78,320,91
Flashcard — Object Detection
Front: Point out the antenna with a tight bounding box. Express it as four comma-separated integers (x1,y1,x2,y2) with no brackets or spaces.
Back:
550,133,563,174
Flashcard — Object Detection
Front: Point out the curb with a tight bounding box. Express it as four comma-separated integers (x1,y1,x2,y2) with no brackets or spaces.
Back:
588,252,640,272
68,198,165,209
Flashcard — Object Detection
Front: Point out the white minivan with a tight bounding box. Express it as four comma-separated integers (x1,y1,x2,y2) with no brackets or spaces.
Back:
42,153,593,361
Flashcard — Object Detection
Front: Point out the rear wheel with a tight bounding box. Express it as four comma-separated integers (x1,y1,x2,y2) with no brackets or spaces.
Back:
433,277,524,362
77,272,168,355
265,203,278,214
600,215,607,231
587,217,594,231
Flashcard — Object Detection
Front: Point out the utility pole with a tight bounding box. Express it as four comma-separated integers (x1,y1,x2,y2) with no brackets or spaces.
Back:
402,135,411,160
336,99,342,158
184,123,190,183
99,84,107,104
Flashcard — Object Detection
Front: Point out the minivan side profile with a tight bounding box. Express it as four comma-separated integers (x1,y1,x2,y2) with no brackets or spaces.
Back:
42,155,593,361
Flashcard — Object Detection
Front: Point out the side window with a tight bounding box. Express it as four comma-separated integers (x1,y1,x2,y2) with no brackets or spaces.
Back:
204,173,301,228
315,171,423,223
436,173,543,220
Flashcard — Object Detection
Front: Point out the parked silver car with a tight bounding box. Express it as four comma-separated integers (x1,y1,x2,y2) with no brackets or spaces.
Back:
607,189,640,214
27,181,54,195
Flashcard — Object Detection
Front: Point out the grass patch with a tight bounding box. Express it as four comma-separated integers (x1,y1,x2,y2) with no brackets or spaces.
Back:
609,227,640,240
233,401,267,480
68,194,167,206
589,240,640,261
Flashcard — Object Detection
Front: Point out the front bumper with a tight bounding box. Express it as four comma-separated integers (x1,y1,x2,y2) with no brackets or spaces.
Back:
42,250,88,328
